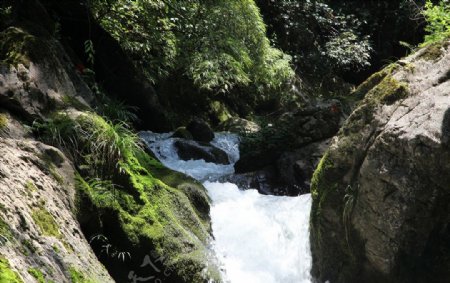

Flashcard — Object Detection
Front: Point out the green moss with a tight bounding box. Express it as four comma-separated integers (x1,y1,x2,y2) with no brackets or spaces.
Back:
28,268,45,283
52,244,60,254
37,112,217,281
0,114,8,130
31,207,60,238
0,217,13,242
21,239,37,255
25,180,38,192
48,165,64,185
310,152,335,223
418,40,450,61
368,75,409,105
0,256,23,283
210,100,232,123
352,69,390,99
69,267,96,283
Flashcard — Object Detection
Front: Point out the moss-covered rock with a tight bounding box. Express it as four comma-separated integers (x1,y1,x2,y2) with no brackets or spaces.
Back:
36,112,220,282
31,206,61,238
310,38,450,283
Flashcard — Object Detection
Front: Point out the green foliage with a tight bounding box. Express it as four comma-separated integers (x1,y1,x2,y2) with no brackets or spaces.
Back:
69,267,95,283
84,40,95,66
28,268,45,283
256,0,373,75
90,0,294,93
0,256,23,283
35,112,142,178
31,207,61,238
77,177,118,207
422,0,450,45
95,95,138,124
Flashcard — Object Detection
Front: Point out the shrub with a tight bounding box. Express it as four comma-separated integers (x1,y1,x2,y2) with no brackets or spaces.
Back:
422,0,450,45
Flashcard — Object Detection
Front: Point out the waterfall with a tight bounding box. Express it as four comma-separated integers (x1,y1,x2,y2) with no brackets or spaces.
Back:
141,132,312,283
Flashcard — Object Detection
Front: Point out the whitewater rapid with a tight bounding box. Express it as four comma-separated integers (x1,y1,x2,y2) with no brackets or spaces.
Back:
141,132,312,283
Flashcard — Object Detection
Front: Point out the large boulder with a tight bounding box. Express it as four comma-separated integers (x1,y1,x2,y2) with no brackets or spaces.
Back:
174,140,230,165
0,132,113,282
186,118,215,142
310,40,450,283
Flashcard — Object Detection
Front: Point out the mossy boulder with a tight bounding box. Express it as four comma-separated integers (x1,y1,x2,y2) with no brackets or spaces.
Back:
310,39,450,283
42,112,222,282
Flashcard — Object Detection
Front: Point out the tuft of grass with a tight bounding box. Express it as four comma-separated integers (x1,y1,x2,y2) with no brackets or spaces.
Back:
35,112,141,178
31,207,60,238
343,184,358,246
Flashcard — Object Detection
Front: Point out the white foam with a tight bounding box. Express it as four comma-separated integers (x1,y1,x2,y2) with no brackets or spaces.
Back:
140,131,312,283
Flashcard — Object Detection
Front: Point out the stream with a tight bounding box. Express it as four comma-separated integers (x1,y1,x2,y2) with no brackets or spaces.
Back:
141,132,312,283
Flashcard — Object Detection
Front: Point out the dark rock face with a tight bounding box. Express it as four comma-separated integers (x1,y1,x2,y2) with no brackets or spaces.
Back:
174,140,230,165
235,100,342,174
310,41,450,283
229,140,331,196
186,118,215,142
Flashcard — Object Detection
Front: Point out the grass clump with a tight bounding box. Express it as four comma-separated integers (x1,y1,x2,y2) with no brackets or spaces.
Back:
0,217,13,245
31,207,60,238
0,256,23,283
28,268,45,283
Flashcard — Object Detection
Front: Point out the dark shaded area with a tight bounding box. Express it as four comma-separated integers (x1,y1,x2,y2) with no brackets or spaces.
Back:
11,0,172,132
256,0,426,85
441,108,450,147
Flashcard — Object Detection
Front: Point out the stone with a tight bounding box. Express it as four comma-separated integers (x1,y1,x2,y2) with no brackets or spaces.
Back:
310,39,450,283
174,140,230,165
186,118,215,142
172,126,193,140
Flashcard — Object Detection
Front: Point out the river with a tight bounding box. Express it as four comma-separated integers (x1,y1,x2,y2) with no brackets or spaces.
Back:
141,132,312,283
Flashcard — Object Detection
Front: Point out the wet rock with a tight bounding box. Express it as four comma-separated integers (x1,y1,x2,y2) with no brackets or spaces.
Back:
186,118,215,142
174,140,230,165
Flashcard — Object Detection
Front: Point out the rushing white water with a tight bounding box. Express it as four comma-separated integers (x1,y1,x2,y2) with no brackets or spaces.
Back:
140,131,312,283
